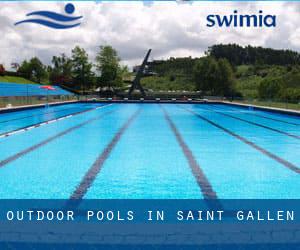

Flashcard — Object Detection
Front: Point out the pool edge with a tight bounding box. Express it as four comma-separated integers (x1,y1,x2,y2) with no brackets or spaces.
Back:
1,99,299,117
222,101,300,117
0,100,79,114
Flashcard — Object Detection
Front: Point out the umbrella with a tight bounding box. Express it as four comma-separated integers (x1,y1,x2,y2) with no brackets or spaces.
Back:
40,85,56,106
40,85,55,91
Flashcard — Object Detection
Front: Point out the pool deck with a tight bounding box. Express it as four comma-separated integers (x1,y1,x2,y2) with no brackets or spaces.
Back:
223,101,300,117
82,99,300,116
0,100,78,114
0,99,299,117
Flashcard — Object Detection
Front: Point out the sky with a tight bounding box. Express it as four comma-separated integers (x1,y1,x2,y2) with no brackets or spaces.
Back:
0,1,300,70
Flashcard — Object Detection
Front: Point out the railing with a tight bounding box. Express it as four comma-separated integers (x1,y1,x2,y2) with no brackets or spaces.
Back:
230,97,300,111
1,93,299,112
0,95,78,109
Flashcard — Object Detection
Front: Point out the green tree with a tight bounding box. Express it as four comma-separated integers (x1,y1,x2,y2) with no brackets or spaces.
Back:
208,44,300,66
194,57,235,96
215,58,235,96
29,57,47,83
18,58,47,83
50,54,73,85
18,60,32,79
95,45,122,88
280,88,300,102
258,78,283,99
71,46,94,91
193,57,218,94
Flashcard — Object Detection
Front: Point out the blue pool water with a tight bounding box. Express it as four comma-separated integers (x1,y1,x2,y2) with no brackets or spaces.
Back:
0,103,103,136
0,103,298,199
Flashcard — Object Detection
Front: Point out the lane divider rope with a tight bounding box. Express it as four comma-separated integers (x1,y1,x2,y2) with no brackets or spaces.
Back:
0,104,112,139
0,107,116,168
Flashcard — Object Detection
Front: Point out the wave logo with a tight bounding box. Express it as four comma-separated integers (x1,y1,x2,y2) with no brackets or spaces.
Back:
15,3,82,29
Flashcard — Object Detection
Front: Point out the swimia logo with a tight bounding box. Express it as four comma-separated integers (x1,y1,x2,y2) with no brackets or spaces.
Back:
206,10,276,28
15,3,82,29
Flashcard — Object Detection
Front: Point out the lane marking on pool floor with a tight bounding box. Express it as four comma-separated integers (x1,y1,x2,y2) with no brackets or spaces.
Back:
160,105,219,200
202,106,300,140
0,108,116,168
180,106,300,174
213,105,300,126
70,108,142,200
0,104,112,139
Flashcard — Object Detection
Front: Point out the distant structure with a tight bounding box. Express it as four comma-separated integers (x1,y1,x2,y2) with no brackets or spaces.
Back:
128,49,152,98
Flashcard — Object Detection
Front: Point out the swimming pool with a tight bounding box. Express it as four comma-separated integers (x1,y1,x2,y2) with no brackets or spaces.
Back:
0,103,298,199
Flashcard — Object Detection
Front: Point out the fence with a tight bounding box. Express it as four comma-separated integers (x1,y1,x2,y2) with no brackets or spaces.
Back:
231,97,300,111
0,85,299,112
0,82,77,108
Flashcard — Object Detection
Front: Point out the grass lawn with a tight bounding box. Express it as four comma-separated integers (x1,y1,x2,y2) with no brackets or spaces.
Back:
236,100,300,111
0,76,37,84
141,76,195,91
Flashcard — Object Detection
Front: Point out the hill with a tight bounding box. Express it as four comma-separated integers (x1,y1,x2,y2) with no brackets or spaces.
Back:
142,45,300,105
208,44,300,65
143,57,197,91
0,76,37,84
235,64,300,102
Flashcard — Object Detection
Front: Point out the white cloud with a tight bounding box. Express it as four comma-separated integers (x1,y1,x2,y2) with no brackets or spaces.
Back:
0,1,300,70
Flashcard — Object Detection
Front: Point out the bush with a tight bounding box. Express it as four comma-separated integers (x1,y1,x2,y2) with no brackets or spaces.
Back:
258,78,283,99
279,88,300,103
169,75,176,82
193,57,235,96
0,64,5,76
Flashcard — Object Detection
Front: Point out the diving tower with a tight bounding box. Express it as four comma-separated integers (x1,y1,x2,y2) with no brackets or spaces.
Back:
128,49,152,98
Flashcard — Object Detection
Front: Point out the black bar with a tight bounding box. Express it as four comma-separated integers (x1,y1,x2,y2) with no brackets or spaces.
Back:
160,105,218,200
70,108,141,200
0,104,108,138
203,106,300,140
180,106,300,174
0,109,115,168
213,104,300,126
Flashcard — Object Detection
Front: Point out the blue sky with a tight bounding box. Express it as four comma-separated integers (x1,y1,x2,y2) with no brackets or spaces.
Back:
0,1,299,69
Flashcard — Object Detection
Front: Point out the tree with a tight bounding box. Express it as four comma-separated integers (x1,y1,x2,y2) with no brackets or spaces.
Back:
0,64,5,76
208,44,300,66
193,57,218,93
71,46,94,91
215,58,235,96
258,78,283,99
49,54,73,85
193,57,235,96
18,58,47,83
95,45,122,88
280,88,300,102
18,60,32,79
29,57,47,83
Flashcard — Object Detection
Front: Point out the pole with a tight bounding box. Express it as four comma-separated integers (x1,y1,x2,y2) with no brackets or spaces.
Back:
27,84,29,104
46,89,49,107
82,63,85,100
